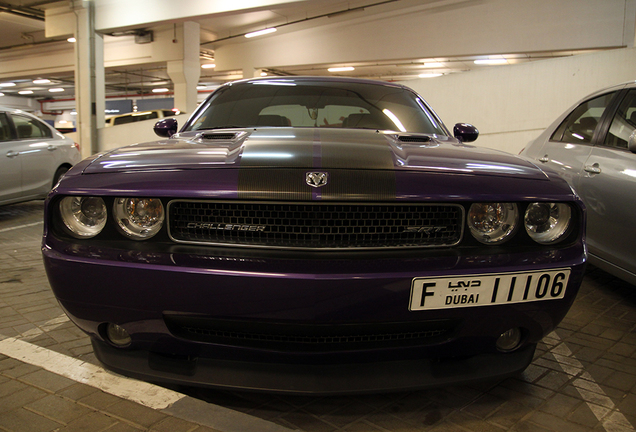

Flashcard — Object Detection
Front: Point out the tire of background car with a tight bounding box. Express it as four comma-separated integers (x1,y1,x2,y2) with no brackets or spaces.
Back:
52,166,69,189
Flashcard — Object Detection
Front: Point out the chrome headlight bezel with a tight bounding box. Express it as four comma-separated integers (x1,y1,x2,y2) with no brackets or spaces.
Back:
59,196,108,239
524,202,572,245
467,202,519,245
113,197,165,240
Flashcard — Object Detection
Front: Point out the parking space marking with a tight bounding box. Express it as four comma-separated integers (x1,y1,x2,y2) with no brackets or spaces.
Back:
0,336,186,410
549,331,635,431
0,221,43,233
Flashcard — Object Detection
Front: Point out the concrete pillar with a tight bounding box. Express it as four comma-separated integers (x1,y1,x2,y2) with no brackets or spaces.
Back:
167,21,200,115
73,0,105,158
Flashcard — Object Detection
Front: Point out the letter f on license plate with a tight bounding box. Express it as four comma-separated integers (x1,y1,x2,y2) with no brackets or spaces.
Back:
409,269,570,311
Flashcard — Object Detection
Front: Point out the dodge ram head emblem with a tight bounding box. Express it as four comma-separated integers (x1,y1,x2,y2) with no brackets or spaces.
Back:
306,172,329,188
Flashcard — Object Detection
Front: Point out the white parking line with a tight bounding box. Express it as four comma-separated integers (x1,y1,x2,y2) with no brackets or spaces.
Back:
0,337,185,410
0,221,43,233
548,331,635,431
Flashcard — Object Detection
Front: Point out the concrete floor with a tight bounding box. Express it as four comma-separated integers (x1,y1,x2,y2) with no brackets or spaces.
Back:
1,200,635,432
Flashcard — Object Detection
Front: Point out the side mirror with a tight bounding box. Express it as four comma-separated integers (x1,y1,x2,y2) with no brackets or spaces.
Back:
154,118,178,138
453,123,479,143
629,129,636,154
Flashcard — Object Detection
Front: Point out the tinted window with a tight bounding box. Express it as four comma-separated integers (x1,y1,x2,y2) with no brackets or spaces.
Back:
113,115,134,126
135,111,159,121
0,113,12,141
551,93,615,144
11,114,52,139
186,80,447,135
604,90,636,149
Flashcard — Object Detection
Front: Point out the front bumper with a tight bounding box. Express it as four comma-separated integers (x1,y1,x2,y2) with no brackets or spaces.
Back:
92,338,536,394
43,236,585,393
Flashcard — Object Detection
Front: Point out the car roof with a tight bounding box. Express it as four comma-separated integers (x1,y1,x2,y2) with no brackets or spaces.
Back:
222,76,413,91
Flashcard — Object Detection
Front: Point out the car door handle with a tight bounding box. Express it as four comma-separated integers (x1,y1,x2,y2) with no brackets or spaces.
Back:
6,150,18,158
538,155,549,163
47,145,58,151
584,163,601,175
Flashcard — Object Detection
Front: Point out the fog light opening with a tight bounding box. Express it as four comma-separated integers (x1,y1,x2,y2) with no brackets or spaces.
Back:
106,323,131,347
496,327,522,352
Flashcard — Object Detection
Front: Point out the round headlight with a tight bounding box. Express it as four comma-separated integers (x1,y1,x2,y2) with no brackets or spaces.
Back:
468,203,518,244
59,196,107,238
525,202,571,244
113,198,164,240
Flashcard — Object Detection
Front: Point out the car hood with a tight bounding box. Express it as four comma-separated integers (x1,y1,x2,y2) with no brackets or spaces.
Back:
83,128,547,181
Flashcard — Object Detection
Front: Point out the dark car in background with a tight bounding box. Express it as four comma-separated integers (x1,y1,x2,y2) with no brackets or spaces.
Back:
521,82,636,286
1,107,80,206
43,77,586,393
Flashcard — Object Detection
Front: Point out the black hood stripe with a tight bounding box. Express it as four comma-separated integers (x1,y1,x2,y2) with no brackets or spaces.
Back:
238,129,397,201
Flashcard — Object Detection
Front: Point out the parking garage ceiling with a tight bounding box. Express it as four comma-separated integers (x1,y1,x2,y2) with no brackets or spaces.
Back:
0,0,627,101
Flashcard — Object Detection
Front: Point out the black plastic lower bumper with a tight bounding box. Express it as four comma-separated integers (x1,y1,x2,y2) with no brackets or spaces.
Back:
92,339,536,395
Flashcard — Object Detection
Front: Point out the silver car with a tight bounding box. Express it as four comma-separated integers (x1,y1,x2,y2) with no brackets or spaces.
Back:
1,107,81,206
521,82,636,286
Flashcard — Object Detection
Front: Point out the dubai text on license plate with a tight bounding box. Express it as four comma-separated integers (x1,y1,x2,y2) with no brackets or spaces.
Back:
409,269,571,311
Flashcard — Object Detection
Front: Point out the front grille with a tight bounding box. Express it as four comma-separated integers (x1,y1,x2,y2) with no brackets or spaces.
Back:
164,315,456,352
168,201,464,250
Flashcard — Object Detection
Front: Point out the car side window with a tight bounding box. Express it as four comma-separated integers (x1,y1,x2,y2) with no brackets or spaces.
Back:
0,113,12,142
11,114,53,139
550,92,615,144
604,90,636,149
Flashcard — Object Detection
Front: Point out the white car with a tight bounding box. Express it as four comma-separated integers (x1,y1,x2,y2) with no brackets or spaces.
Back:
521,82,636,286
105,109,178,127
0,107,81,206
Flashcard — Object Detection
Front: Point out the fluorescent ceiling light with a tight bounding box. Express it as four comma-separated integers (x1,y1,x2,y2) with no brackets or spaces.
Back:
196,85,207,90
19,90,34,95
245,28,276,38
328,67,355,72
67,37,76,43
49,88,65,92
33,79,51,84
474,58,508,65
0,93,4,97
0,82,16,87
201,63,216,69
152,88,170,93
419,73,443,78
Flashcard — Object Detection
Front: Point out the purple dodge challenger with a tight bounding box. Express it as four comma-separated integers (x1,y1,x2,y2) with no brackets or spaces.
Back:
43,77,586,394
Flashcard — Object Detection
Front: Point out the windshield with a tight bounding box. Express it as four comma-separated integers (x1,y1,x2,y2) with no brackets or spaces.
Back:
184,79,448,135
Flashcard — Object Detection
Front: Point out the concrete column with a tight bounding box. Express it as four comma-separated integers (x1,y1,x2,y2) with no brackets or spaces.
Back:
167,21,200,115
73,0,105,157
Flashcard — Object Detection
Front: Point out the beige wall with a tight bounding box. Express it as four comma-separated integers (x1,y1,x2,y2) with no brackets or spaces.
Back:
402,47,636,154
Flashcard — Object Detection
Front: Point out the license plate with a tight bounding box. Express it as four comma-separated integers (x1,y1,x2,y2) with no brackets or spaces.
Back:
409,269,570,311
